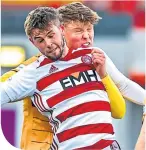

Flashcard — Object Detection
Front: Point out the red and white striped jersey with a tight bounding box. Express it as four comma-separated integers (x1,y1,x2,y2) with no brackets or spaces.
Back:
2,47,145,149
31,48,115,149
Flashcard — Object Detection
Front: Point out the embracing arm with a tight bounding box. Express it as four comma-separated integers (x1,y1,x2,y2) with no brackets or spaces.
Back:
91,48,126,119
91,47,145,119
0,65,36,105
0,55,40,105
102,74,126,119
104,52,145,105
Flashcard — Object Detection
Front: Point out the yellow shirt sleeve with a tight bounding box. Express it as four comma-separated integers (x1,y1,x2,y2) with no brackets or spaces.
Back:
102,74,126,119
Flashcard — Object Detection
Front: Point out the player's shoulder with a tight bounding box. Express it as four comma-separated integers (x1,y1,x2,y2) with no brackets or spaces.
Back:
12,53,42,72
22,53,41,66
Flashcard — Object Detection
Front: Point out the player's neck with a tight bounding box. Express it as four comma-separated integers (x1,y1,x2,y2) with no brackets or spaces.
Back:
61,45,69,58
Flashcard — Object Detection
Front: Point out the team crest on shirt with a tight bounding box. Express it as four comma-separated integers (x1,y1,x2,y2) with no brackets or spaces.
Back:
81,55,92,64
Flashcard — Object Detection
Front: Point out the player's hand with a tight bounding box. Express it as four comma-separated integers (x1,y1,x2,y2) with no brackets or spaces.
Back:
91,49,107,79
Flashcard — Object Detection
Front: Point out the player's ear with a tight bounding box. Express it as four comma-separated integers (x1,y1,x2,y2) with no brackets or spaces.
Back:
60,24,65,36
29,37,34,44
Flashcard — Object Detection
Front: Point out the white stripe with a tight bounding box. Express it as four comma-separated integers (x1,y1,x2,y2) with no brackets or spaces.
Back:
53,90,109,117
41,81,64,99
72,47,103,53
58,133,115,150
57,111,112,133
72,47,92,52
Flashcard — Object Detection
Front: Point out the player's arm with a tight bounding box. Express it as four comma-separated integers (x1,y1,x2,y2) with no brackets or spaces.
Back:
0,54,41,82
0,55,40,104
102,49,146,105
102,74,126,118
0,65,36,105
91,49,126,119
1,70,17,82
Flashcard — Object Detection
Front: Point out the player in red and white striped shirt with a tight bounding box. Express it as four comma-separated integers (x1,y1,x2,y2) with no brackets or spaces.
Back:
0,7,118,150
1,5,145,150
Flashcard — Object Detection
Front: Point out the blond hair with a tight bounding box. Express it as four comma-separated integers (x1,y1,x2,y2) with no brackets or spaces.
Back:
58,2,102,25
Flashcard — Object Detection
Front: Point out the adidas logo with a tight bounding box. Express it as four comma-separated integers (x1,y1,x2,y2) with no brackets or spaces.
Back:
49,65,58,74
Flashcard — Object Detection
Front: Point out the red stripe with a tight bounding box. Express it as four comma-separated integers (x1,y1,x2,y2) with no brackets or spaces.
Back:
37,63,94,91
57,101,111,122
74,139,114,150
38,58,53,68
35,92,48,111
61,49,92,61
57,123,114,143
47,81,105,108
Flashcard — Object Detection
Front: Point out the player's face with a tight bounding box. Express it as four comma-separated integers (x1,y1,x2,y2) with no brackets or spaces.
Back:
63,21,94,51
30,24,65,61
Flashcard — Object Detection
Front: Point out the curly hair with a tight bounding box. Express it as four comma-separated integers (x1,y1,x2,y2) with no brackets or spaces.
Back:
24,7,61,37
58,2,102,25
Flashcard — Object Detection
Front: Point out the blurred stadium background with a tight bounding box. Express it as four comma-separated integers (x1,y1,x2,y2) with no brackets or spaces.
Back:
1,0,145,149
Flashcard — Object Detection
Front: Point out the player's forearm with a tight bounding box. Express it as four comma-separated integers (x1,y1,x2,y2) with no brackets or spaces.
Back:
102,74,126,119
0,82,24,105
1,71,23,105
1,71,19,105
117,78,146,106
105,52,145,106
1,69,36,105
